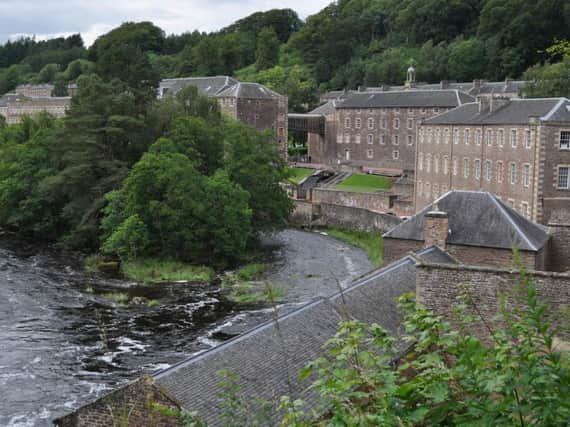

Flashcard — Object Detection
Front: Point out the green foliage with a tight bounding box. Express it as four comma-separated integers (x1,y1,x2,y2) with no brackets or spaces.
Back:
325,227,384,267
524,54,570,98
287,167,313,184
235,263,266,281
255,27,280,71
101,214,150,261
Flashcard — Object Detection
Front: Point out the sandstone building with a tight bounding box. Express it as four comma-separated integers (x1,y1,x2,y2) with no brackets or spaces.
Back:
414,97,570,225
0,93,71,125
158,76,288,158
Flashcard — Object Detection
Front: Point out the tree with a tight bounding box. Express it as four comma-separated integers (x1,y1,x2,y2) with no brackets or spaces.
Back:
101,214,149,261
37,63,59,83
52,75,68,96
255,28,280,71
523,55,570,98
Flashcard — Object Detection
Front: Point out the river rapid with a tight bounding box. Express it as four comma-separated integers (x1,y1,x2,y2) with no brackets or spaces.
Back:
0,229,373,426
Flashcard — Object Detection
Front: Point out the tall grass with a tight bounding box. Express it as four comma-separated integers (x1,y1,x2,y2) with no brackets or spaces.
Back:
325,227,383,267
121,259,214,283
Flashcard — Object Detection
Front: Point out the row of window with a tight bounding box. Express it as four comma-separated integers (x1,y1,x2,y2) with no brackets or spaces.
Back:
337,133,414,145
419,127,536,149
349,107,441,115
344,117,415,130
345,149,401,160
418,154,533,186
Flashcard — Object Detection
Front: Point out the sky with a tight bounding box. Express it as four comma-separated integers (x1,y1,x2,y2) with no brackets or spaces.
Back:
0,0,331,47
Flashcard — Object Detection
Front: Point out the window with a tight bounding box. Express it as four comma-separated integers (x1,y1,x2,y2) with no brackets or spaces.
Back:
434,155,440,174
498,129,505,147
453,159,458,176
417,181,423,197
560,131,570,149
407,118,414,129
433,183,439,198
393,150,400,159
367,117,374,129
381,118,387,129
380,134,386,145
474,159,481,179
497,161,504,183
511,129,517,148
464,129,470,144
344,133,350,144
453,128,459,144
510,163,516,185
524,129,531,149
486,129,493,146
443,156,449,175
435,128,441,144
355,118,361,129
521,202,529,218
393,135,400,145
394,118,400,129
421,108,427,114
408,108,414,114
463,158,469,178
425,182,431,197
367,134,373,144
523,164,530,187
394,107,400,114
407,135,413,145
344,117,351,128
419,128,424,143
428,128,433,143
426,154,432,173
508,199,515,209
418,152,424,170
355,134,361,144
485,160,492,181
433,107,440,114
337,133,343,144
558,166,569,189
476,129,482,145
445,128,450,144
367,149,373,159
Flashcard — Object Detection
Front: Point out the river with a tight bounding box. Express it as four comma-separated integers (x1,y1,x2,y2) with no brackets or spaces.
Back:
0,229,373,426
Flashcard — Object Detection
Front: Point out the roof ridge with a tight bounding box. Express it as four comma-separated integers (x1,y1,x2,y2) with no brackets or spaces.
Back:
487,193,537,251
541,97,568,121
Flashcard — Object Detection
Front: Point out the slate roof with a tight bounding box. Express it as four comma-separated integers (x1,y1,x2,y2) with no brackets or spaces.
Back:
216,82,283,99
152,250,452,425
415,245,458,264
424,98,570,125
337,90,474,109
159,76,239,97
0,93,18,107
309,100,337,115
384,191,550,252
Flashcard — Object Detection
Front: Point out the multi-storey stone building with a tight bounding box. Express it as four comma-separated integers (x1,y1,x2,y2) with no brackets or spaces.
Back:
309,89,474,173
158,76,288,158
414,97,570,225
0,93,71,125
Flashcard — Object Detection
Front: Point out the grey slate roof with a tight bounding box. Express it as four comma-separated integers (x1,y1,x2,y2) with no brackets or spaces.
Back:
216,82,282,99
0,93,18,106
337,90,474,109
384,191,550,252
160,76,239,97
152,251,449,425
415,245,458,264
424,98,570,125
309,100,337,115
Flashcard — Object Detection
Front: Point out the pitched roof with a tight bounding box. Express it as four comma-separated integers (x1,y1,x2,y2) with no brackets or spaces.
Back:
424,98,570,125
152,251,449,425
337,90,474,109
384,191,550,252
159,76,239,97
216,82,283,99
309,100,337,115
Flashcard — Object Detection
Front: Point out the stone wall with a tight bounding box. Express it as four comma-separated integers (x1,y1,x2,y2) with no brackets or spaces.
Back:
548,224,570,272
53,377,181,427
291,200,315,225
316,203,401,232
383,238,424,264
312,188,392,212
416,262,570,339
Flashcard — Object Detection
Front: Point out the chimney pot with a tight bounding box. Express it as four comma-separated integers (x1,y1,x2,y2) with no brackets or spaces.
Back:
424,209,449,249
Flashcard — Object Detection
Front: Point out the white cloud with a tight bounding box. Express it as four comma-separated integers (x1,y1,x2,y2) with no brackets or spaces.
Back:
0,0,330,46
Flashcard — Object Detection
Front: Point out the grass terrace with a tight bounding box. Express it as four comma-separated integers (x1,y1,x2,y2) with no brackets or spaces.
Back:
335,174,392,192
288,167,314,184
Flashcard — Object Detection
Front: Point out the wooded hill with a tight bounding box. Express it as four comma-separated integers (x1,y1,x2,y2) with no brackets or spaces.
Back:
1,0,570,111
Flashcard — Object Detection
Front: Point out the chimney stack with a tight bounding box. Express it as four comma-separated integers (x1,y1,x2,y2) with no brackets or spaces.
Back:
423,208,449,249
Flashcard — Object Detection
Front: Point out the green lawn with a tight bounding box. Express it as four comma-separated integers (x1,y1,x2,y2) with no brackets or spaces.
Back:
288,167,314,184
335,174,392,192
325,227,384,267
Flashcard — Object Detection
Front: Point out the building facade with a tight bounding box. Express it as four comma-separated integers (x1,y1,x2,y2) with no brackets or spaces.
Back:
0,94,71,125
308,90,474,173
158,77,288,158
414,97,570,225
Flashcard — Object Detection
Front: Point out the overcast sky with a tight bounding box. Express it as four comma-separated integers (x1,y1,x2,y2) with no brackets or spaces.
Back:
0,0,331,46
